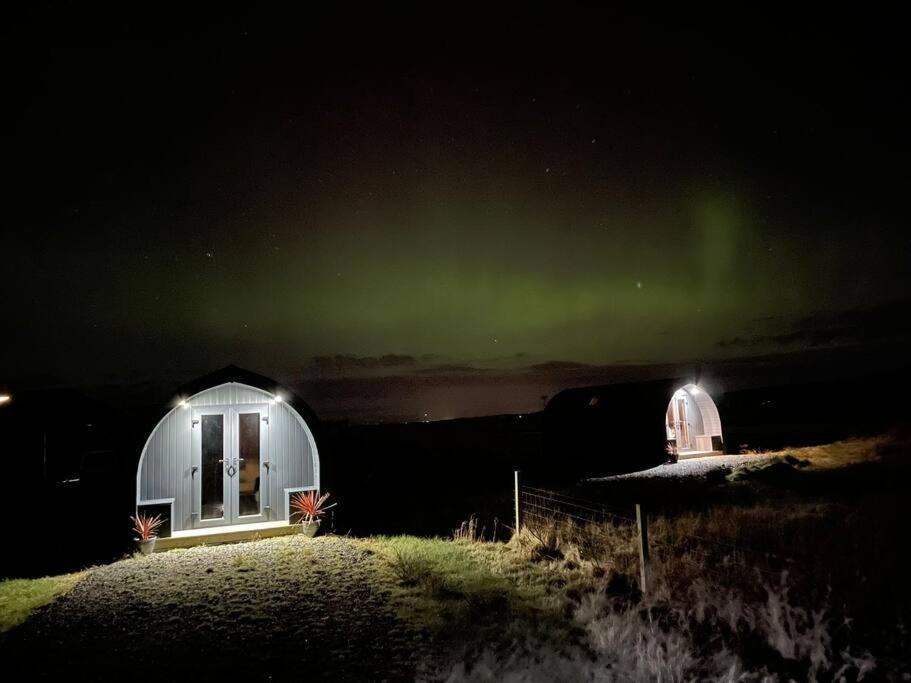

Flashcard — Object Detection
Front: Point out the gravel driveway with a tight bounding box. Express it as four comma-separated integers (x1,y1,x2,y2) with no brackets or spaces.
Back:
0,536,420,682
589,453,774,482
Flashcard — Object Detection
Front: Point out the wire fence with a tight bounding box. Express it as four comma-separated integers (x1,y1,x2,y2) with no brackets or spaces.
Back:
516,475,809,591
520,485,636,527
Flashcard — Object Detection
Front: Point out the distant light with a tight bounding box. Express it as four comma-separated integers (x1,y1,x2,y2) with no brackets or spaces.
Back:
271,394,284,404
178,399,188,408
691,386,701,394
0,395,10,405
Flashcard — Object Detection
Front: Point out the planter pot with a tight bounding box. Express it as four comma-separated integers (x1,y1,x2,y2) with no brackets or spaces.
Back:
298,520,320,538
137,538,157,555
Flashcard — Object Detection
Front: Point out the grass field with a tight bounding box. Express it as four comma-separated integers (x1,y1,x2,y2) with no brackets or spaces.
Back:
0,571,85,633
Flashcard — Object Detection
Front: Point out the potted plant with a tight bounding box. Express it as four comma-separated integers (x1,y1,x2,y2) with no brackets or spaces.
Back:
289,490,333,537
131,513,164,555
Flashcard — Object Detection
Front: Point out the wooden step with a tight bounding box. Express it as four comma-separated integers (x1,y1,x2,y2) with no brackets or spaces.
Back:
153,521,298,551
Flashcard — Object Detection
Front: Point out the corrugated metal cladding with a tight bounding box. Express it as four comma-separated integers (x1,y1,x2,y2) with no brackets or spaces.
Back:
137,382,319,532
682,384,723,437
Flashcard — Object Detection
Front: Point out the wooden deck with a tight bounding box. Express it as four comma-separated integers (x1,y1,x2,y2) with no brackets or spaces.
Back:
677,450,723,461
154,520,298,551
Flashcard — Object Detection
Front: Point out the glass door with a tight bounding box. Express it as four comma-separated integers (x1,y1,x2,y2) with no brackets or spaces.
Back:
193,404,269,527
231,406,268,524
193,407,229,528
675,398,690,451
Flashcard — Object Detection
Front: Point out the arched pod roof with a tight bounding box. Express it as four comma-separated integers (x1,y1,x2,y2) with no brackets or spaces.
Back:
172,365,320,429
543,378,723,477
546,378,685,415
674,383,723,438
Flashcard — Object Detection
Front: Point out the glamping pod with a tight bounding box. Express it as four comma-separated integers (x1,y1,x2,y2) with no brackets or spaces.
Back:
136,366,320,538
544,379,724,478
665,383,724,458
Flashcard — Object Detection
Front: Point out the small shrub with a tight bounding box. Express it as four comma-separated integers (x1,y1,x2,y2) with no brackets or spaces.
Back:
389,546,439,588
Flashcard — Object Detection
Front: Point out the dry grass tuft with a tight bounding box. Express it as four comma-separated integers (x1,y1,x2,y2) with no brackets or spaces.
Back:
472,435,911,681
450,515,884,681
230,554,259,572
736,435,887,473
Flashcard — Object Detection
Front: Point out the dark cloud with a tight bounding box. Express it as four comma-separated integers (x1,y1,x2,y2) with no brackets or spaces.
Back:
718,299,911,350
414,364,492,375
304,357,596,378
308,354,417,375
527,360,593,372
418,354,451,363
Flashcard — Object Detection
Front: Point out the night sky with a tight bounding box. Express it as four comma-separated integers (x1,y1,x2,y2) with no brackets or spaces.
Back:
3,12,909,420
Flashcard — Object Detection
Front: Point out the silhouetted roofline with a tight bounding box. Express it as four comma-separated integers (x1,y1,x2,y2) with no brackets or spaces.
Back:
172,365,321,428
546,377,693,412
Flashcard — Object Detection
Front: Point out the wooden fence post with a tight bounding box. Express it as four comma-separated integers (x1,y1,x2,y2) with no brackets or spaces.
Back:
514,470,521,534
636,503,649,595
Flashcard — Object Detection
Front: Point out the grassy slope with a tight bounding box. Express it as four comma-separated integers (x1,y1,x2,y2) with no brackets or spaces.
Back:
0,572,86,633
0,535,568,678
1,536,421,680
1,436,906,678
358,535,576,671
730,434,885,475
0,536,545,639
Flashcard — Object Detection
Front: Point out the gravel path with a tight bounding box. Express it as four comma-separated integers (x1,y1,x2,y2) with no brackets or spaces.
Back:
589,453,775,482
0,536,421,682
